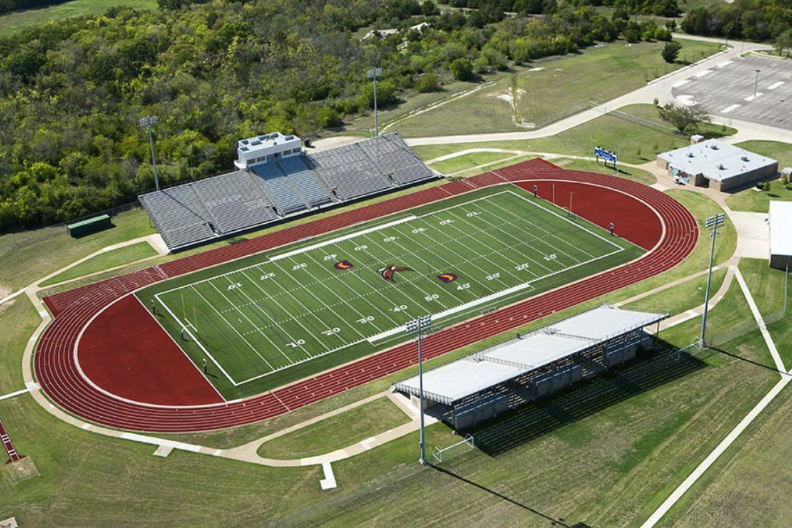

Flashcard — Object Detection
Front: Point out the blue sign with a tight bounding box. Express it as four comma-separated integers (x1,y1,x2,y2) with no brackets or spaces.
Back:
595,147,617,164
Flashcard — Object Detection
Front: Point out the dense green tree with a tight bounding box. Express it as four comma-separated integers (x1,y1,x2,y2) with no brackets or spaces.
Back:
661,40,682,63
657,102,711,133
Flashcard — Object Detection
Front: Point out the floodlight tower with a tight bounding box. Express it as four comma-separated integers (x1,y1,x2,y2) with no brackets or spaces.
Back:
140,115,160,192
700,213,726,346
367,67,383,137
406,314,432,465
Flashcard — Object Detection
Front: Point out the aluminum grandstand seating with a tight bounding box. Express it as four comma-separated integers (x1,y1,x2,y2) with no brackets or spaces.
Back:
139,133,437,251
358,135,435,185
191,170,278,234
309,144,393,201
139,186,216,250
278,157,333,207
250,163,309,214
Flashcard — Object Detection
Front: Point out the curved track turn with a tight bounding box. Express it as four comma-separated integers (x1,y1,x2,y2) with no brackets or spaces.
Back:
35,160,698,432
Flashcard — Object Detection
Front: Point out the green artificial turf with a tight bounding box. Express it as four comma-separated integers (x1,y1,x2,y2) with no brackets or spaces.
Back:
137,185,642,399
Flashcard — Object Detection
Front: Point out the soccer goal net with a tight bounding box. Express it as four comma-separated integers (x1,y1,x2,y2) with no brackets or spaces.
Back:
431,434,475,464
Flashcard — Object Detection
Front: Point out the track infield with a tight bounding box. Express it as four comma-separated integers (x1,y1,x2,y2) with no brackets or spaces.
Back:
136,186,642,400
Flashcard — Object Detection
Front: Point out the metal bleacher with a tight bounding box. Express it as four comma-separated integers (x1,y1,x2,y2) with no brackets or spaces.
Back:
250,163,308,214
191,170,278,234
139,133,437,251
277,156,332,207
309,142,394,201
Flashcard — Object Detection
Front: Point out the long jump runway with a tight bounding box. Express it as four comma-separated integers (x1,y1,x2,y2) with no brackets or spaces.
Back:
34,159,698,432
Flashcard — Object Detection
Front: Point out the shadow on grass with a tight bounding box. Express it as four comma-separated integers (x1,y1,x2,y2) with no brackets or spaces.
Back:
705,345,782,374
467,347,707,457
431,464,592,527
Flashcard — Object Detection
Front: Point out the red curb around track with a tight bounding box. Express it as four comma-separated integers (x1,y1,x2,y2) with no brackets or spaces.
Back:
35,160,698,432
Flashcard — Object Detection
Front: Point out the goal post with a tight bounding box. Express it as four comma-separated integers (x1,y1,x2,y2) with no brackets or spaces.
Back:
431,434,475,464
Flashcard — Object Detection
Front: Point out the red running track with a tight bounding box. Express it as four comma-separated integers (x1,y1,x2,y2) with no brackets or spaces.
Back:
35,160,698,432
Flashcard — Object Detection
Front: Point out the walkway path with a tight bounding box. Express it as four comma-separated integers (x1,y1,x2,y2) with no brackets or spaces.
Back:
640,266,788,528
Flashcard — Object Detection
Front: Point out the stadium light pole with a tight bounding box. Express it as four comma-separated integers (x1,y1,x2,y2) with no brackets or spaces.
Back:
140,115,160,192
367,67,383,137
700,213,726,346
754,69,761,98
406,314,432,466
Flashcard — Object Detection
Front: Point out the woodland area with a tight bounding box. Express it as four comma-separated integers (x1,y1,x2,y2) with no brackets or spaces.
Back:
0,0,681,229
0,0,787,229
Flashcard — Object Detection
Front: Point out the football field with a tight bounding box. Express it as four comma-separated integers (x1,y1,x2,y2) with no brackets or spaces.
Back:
138,186,644,399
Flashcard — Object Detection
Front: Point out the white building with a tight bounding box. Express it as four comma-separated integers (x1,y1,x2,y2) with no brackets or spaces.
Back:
234,132,303,170
657,139,778,191
770,201,792,270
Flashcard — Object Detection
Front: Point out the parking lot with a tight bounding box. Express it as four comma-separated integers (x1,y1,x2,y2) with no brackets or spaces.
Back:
671,55,792,131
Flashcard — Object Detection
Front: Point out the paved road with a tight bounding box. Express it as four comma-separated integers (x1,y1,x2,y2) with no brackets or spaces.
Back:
673,55,792,131
401,36,775,146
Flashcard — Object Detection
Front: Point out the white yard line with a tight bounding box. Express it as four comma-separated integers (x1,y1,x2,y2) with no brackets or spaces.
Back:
270,216,417,262
155,289,243,386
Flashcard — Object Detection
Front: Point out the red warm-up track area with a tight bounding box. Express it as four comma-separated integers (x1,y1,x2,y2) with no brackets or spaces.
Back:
36,160,696,432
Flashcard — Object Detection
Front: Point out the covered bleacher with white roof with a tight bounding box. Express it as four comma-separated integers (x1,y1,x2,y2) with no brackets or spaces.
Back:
139,133,437,251
392,305,667,429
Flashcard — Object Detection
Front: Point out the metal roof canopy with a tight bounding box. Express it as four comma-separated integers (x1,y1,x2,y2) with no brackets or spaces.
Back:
392,306,667,406
658,139,776,183
770,201,792,257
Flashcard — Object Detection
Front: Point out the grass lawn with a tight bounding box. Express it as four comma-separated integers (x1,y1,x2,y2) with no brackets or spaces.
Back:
725,140,792,213
0,0,157,34
430,151,517,175
39,241,158,287
625,267,727,316
412,104,737,165
0,208,154,294
257,398,410,460
737,258,791,366
657,259,789,528
553,158,658,185
260,283,778,528
3,180,775,526
0,295,38,395
393,40,723,137
4,274,777,528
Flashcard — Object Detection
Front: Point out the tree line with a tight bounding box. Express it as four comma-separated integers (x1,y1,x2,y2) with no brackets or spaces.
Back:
680,0,792,43
0,0,678,230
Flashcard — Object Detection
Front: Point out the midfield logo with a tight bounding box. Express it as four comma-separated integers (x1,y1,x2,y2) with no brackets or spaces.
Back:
437,273,458,283
378,264,411,282
334,260,354,270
